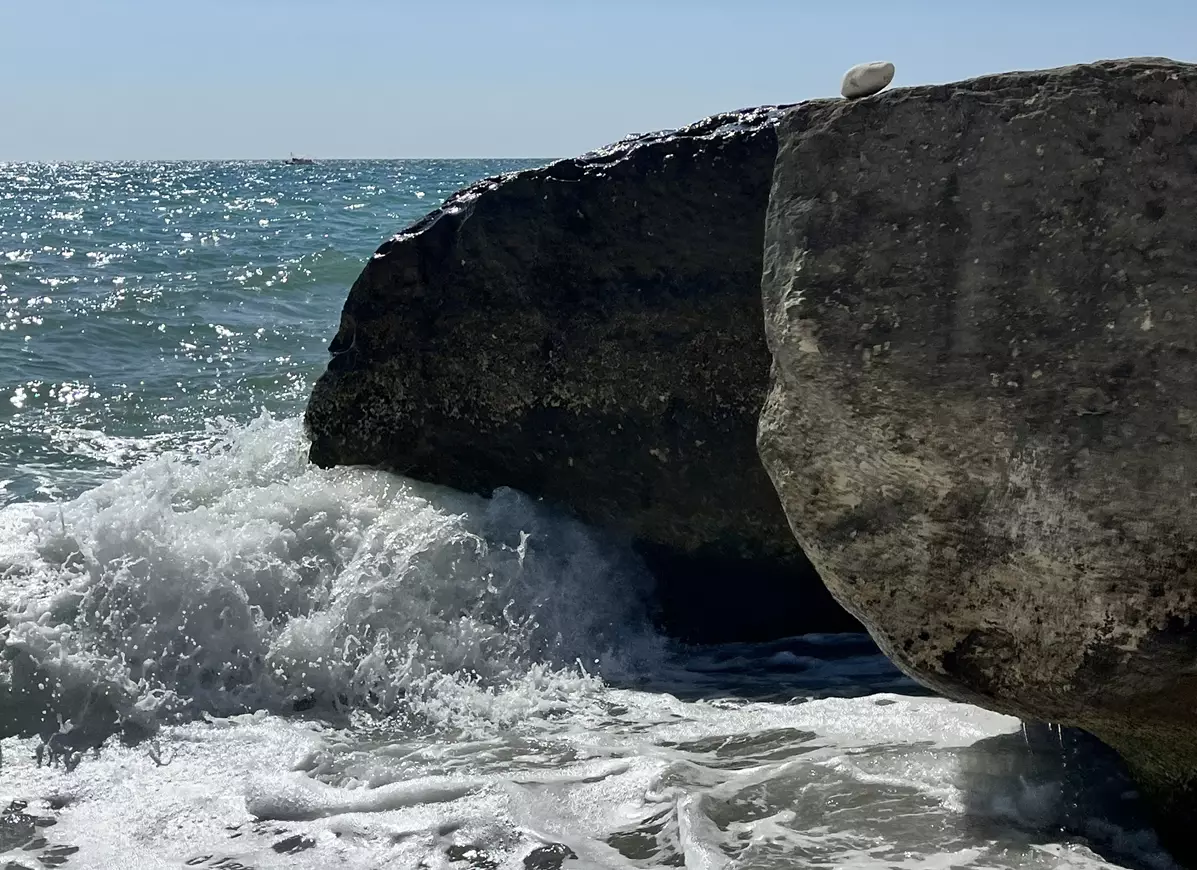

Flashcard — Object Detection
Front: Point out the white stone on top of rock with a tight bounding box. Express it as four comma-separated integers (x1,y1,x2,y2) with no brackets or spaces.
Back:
841,61,896,99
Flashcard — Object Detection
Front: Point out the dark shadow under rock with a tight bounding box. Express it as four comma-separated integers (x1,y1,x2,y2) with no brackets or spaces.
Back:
957,724,1178,870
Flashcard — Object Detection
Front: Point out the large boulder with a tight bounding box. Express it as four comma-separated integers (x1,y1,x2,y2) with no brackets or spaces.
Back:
305,108,861,642
758,58,1197,851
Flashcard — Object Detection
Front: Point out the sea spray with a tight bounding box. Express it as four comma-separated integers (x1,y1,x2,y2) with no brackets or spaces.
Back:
0,414,666,751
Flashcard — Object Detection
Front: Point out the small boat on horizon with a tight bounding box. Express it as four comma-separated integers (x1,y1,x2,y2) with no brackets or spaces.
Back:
286,153,315,165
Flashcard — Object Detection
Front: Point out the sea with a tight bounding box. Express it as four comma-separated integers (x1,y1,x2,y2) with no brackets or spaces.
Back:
0,160,1178,869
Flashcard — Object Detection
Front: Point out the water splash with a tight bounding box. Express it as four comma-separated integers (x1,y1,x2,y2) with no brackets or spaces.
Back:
0,414,666,753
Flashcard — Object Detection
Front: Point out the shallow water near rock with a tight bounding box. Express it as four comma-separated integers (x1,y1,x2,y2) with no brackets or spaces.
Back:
0,161,1179,869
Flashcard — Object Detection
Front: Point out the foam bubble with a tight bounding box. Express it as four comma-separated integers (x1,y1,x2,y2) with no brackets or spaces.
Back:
0,413,666,749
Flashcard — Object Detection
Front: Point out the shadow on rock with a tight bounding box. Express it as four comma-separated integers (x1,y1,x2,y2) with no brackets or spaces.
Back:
957,723,1179,870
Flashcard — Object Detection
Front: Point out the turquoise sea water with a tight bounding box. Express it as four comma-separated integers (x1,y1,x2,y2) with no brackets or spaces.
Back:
0,159,541,504
0,161,1176,869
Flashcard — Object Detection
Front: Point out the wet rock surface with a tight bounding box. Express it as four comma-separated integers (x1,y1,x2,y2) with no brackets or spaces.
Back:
758,57,1197,859
305,108,861,642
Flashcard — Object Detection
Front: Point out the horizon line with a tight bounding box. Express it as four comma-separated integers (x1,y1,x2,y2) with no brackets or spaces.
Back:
0,156,565,165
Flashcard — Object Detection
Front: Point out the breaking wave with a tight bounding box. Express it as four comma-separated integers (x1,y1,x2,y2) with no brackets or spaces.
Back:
0,414,667,754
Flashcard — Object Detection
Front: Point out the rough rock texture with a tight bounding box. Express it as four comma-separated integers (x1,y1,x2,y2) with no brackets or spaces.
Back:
305,108,861,642
758,58,1197,853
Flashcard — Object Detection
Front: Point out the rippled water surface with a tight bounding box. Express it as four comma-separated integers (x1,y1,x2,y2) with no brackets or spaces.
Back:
0,162,1178,869
0,159,539,503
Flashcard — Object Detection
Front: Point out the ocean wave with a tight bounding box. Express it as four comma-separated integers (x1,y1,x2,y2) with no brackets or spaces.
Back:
0,414,666,754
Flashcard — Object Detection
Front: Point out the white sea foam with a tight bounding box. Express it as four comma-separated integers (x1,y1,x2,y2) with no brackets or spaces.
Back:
0,413,665,748
0,416,1177,869
0,695,1172,869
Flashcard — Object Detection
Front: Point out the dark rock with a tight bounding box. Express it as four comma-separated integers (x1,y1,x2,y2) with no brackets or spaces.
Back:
305,108,861,642
758,57,1197,859
272,833,317,854
523,842,577,870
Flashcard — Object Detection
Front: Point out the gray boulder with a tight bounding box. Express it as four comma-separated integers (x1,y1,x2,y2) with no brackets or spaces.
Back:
305,108,861,642
759,57,1197,854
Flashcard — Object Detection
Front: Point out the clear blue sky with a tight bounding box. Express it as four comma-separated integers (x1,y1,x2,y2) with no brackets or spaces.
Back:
3,0,1194,160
